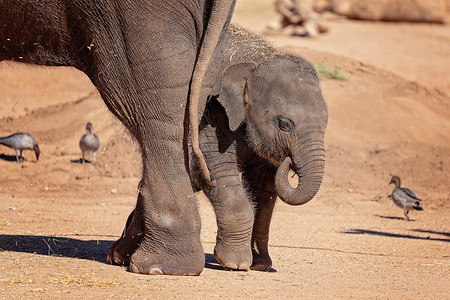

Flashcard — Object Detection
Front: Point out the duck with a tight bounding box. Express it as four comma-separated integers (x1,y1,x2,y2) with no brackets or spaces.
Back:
0,133,40,162
79,122,100,165
389,175,423,221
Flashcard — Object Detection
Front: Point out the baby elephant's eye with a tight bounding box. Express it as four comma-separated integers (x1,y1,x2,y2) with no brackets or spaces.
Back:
277,116,294,132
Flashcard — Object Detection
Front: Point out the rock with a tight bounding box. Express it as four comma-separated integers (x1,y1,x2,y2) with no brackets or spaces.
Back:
313,0,333,13
328,0,446,23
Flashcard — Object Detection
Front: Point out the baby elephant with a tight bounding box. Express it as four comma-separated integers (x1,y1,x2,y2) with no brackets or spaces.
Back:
111,25,328,272
193,24,328,271
79,122,100,164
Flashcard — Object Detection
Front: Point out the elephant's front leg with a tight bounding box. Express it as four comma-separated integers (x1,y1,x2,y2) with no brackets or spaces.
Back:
199,123,254,270
102,66,205,275
96,21,209,274
131,143,205,275
206,177,254,270
242,161,277,271
108,129,205,275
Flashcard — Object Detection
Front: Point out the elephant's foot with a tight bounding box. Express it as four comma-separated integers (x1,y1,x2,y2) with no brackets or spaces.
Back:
250,237,272,271
109,236,204,275
129,237,205,276
107,235,141,266
214,242,252,270
108,216,205,275
250,250,272,271
213,222,253,270
107,209,143,266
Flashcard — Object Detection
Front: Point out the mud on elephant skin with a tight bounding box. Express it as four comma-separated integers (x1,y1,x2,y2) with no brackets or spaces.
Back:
1,0,236,275
192,24,328,271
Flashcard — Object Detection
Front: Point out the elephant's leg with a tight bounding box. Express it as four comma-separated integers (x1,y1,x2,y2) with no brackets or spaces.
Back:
242,161,277,271
108,129,204,275
199,122,254,270
119,122,205,275
250,188,276,271
95,18,208,274
101,67,205,275
107,200,144,265
205,178,254,270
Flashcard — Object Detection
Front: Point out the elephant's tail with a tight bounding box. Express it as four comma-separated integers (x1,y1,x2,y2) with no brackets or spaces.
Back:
188,0,235,187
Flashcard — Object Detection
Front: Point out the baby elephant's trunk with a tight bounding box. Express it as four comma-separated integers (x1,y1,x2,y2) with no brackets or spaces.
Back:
275,142,325,205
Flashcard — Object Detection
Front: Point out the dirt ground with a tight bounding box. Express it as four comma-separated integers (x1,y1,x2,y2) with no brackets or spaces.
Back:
1,1,449,299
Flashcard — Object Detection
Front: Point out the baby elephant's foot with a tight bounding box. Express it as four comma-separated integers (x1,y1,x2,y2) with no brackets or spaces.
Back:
213,224,253,270
214,240,252,270
250,250,272,271
213,204,254,270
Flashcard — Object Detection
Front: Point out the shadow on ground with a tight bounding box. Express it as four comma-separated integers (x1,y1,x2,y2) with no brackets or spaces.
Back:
0,234,114,261
411,229,450,238
70,158,93,164
204,253,277,272
343,229,450,243
376,215,409,221
204,253,226,271
0,154,26,162
0,235,280,272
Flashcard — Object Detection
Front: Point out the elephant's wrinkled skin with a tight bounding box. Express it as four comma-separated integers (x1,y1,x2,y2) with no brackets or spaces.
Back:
0,0,236,275
193,25,328,271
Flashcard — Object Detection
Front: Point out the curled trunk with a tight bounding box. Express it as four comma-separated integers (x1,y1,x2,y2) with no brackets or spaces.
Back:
275,145,325,206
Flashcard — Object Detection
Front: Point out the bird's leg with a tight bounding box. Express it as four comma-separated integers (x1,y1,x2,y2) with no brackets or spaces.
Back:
93,151,96,165
82,152,85,164
14,149,19,162
404,209,410,221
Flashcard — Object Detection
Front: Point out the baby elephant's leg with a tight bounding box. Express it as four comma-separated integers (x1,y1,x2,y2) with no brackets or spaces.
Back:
199,124,254,270
242,161,277,271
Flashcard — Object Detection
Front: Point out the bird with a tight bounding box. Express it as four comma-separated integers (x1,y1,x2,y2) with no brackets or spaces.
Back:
0,133,40,162
79,122,100,165
389,175,423,221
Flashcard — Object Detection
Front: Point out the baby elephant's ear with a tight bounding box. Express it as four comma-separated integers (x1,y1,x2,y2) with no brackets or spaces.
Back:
212,62,256,131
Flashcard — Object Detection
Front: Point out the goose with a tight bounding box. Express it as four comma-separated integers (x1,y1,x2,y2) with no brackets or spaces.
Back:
0,133,40,162
79,122,100,165
389,175,423,221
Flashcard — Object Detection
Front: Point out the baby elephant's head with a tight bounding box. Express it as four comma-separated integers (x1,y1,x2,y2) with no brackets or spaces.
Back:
212,56,328,205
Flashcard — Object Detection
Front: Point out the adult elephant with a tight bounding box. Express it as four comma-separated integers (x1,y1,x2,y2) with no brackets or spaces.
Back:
0,0,235,275
192,24,328,271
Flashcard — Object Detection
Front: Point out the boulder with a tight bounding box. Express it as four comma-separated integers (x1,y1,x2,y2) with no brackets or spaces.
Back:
326,0,447,23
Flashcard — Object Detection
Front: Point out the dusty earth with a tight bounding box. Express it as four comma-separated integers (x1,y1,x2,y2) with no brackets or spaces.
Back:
1,1,449,299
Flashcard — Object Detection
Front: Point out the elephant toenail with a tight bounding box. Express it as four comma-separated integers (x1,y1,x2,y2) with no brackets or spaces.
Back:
149,268,164,275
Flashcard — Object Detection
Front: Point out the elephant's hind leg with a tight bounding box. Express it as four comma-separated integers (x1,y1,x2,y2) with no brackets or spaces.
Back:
242,162,277,271
107,203,144,266
250,188,276,271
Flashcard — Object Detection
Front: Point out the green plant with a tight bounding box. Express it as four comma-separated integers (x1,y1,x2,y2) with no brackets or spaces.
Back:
314,63,349,81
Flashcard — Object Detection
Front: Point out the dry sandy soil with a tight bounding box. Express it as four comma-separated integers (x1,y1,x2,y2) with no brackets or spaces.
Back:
1,1,449,298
